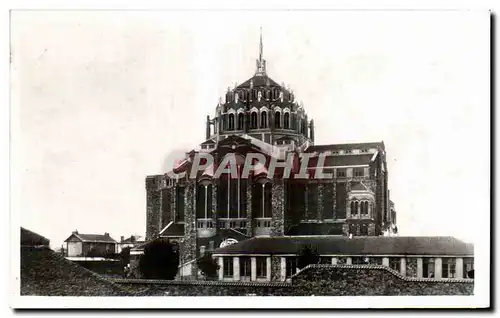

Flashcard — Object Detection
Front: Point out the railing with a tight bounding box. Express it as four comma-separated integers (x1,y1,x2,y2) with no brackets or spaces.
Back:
217,218,247,229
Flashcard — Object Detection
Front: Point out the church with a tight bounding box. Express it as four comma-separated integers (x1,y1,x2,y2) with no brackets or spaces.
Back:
143,32,404,278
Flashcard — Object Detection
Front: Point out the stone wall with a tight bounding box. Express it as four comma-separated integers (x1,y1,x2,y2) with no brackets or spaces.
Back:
181,182,197,277
271,256,281,281
114,264,473,296
146,176,162,240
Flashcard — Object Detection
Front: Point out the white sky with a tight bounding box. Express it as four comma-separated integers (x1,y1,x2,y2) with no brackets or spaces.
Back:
11,10,489,248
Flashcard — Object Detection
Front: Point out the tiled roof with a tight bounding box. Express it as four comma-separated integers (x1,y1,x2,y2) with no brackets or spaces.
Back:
212,236,474,256
20,246,129,296
64,233,117,243
305,142,384,153
21,227,50,247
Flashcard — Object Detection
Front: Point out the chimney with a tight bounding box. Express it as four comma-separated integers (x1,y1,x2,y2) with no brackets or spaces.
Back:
72,230,78,235
105,232,109,237
120,236,124,243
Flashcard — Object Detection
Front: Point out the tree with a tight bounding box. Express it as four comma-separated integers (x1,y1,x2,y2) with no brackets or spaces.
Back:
139,238,179,280
297,245,320,270
119,247,131,267
197,254,220,279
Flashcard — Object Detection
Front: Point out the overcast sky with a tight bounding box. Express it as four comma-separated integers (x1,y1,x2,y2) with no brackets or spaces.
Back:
11,10,489,248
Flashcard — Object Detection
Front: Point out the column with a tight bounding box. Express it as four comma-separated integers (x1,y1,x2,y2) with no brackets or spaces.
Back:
271,181,285,236
400,257,406,276
218,257,224,280
332,182,337,219
266,257,272,281
332,257,338,265
435,257,442,279
251,257,257,281
304,184,309,219
382,257,389,267
246,181,253,236
456,257,464,279
233,257,240,281
280,257,287,281
417,257,423,278
317,183,324,220
171,185,176,223
346,168,353,178
346,257,352,265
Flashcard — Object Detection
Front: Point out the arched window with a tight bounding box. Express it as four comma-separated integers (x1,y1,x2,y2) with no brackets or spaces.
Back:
350,201,355,216
237,113,244,130
275,112,281,128
228,114,235,131
284,112,290,129
354,201,359,215
261,111,267,128
251,112,258,129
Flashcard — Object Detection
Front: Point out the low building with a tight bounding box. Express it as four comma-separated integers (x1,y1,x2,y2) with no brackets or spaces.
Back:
118,235,145,253
20,227,129,296
210,236,474,282
64,230,118,257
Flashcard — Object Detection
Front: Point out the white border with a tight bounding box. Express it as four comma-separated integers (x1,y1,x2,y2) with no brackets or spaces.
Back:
4,1,493,311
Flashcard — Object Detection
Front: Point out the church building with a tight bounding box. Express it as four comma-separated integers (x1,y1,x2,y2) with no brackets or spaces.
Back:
144,32,403,278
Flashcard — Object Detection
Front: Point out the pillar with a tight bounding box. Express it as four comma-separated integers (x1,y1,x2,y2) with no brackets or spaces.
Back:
271,180,285,236
317,183,324,220
456,257,464,279
233,257,240,281
417,257,423,278
332,182,337,219
266,257,272,281
246,180,253,236
435,257,442,279
251,257,257,281
332,257,338,265
218,257,224,280
280,257,287,281
346,257,352,265
382,257,389,267
400,257,406,276
182,182,197,274
211,181,218,221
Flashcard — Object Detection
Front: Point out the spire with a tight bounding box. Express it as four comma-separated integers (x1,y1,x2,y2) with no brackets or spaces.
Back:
259,27,263,62
255,27,267,76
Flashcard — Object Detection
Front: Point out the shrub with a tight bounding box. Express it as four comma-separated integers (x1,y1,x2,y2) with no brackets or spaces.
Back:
139,239,179,280
197,254,220,279
297,245,320,270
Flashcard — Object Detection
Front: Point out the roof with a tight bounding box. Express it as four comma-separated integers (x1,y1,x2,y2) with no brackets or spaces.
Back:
21,227,50,247
20,246,129,296
201,139,216,145
237,74,281,89
350,182,370,191
308,154,374,167
305,142,385,153
64,233,117,243
121,235,144,244
159,222,185,237
212,236,474,256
